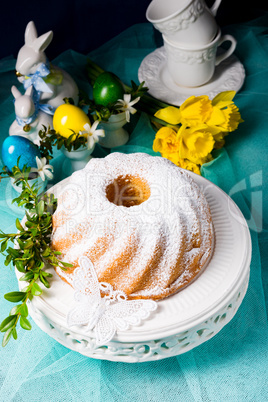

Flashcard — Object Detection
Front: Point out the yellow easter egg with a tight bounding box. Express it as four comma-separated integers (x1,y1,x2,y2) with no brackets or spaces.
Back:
53,104,90,138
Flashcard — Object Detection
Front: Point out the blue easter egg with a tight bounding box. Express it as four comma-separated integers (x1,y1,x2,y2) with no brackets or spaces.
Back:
1,136,41,172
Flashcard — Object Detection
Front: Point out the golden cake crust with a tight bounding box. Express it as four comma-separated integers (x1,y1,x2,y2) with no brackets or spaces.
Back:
51,153,213,300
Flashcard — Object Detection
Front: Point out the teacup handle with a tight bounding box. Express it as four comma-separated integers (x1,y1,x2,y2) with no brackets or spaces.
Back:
210,0,222,16
215,35,237,66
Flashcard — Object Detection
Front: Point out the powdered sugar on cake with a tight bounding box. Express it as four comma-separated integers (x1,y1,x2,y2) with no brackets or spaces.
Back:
51,153,213,300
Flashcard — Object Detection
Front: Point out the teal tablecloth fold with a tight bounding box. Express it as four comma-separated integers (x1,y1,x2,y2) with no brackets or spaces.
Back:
0,17,268,402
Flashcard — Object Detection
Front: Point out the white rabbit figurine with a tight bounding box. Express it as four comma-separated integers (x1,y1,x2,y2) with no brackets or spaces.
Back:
9,85,53,145
16,21,79,108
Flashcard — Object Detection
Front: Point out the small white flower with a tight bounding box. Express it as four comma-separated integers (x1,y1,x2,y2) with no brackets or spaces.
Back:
115,94,140,123
31,157,54,182
80,121,105,150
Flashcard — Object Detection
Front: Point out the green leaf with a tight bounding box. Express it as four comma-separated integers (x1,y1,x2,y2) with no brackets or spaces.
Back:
17,200,26,207
10,305,21,315
0,315,17,332
20,316,32,330
4,254,12,266
41,271,53,278
25,211,34,222
37,200,45,215
40,275,50,288
19,271,34,282
42,248,51,257
19,303,28,317
52,251,62,256
37,261,45,270
67,134,75,146
15,218,24,232
15,260,26,273
12,327,18,340
27,259,35,270
21,249,33,259
4,291,26,303
25,220,35,228
57,138,64,149
60,261,73,268
31,283,42,296
17,239,25,249
30,228,38,237
34,273,39,280
1,239,8,252
2,327,13,347
12,196,21,204
24,239,34,249
8,248,21,258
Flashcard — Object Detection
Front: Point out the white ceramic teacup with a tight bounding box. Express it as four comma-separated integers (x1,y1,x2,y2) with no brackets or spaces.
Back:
146,0,222,48
163,29,237,87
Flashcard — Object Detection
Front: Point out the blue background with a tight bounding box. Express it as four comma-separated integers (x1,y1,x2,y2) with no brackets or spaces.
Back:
1,0,268,60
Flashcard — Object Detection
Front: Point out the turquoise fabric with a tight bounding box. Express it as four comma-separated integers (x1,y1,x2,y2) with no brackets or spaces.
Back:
0,17,268,401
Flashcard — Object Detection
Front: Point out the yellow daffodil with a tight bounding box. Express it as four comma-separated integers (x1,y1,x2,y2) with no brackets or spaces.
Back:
219,104,243,132
154,106,181,125
161,152,182,166
212,130,228,142
207,104,243,132
179,95,213,126
152,127,180,154
154,95,213,126
181,159,201,175
207,91,243,132
161,152,201,175
177,124,215,165
212,90,236,108
152,91,243,176
154,92,243,133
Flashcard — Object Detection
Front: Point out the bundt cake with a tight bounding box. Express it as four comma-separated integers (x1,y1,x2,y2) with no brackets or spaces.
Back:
51,153,213,300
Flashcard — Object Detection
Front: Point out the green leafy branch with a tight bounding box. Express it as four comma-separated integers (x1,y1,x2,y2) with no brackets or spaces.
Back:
38,125,88,162
0,163,72,346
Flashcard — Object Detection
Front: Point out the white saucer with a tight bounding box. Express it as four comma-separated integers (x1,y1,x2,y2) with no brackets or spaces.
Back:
138,47,246,105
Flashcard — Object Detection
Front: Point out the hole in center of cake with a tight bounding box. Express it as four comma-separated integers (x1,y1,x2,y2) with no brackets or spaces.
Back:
106,175,151,207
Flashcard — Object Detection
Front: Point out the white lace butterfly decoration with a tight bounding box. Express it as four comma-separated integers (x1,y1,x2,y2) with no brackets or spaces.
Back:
67,256,158,345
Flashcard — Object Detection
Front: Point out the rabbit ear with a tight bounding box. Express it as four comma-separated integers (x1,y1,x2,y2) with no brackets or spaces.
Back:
11,86,22,99
33,30,53,52
25,21,38,45
25,85,33,97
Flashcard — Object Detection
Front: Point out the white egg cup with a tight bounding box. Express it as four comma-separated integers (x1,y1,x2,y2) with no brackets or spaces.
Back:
61,145,95,175
99,113,129,148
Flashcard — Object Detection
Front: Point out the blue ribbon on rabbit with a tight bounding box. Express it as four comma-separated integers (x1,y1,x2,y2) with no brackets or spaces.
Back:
15,102,55,127
23,62,53,95
15,87,55,128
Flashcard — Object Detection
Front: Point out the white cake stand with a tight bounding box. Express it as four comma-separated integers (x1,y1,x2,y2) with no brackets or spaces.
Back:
16,173,251,363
